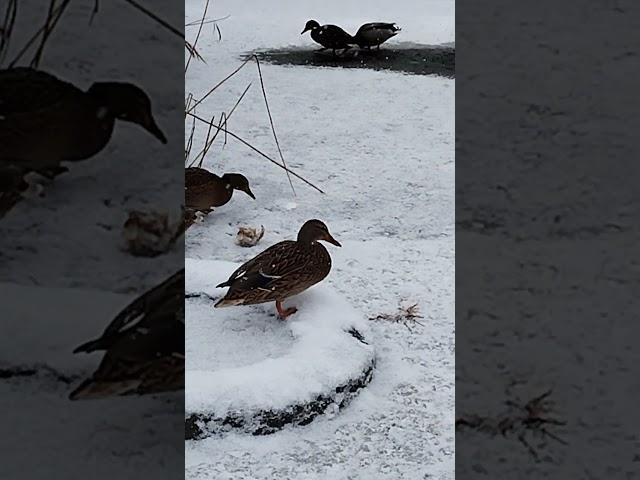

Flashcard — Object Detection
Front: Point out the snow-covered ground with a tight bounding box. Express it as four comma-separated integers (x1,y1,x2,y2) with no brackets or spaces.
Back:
1,2,184,479
185,0,454,478
0,1,183,291
0,283,184,479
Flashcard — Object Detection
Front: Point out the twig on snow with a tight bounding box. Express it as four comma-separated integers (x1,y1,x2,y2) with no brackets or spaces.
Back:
456,389,567,462
370,302,425,332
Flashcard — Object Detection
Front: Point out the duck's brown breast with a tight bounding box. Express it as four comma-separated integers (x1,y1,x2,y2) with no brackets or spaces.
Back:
0,98,116,169
185,170,233,210
260,242,332,301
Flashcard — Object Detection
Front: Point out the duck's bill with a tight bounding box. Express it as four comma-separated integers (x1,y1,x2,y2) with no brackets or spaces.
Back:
324,234,341,247
244,187,256,200
145,119,168,144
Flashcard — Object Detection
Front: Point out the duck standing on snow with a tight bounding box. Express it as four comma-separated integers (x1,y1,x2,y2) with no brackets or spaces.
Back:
215,219,341,319
0,68,167,182
69,269,184,399
185,167,255,217
353,22,401,49
301,20,356,55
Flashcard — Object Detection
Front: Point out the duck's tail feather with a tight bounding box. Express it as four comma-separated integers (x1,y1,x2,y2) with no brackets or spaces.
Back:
214,297,244,308
68,378,141,400
72,338,104,354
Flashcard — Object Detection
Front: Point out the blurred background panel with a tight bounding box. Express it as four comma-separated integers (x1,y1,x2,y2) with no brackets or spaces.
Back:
0,1,184,479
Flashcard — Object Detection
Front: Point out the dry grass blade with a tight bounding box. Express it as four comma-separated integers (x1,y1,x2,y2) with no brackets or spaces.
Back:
185,40,205,63
187,56,254,114
0,0,18,65
226,83,252,118
254,55,295,196
184,92,195,117
185,113,197,163
185,15,230,27
89,0,99,25
193,111,217,168
184,0,210,73
188,82,252,168
122,0,183,39
30,0,72,68
8,0,71,67
189,56,296,195
186,111,325,194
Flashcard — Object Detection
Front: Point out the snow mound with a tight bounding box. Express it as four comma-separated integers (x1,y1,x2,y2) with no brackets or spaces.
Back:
185,258,376,438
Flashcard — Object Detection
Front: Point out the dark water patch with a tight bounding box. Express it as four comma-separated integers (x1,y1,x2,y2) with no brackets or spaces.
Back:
243,42,455,78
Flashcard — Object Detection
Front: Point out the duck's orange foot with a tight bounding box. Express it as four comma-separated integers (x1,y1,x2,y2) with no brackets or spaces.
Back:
275,300,298,320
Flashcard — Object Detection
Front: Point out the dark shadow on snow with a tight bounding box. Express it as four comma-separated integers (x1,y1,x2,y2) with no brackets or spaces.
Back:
243,42,455,78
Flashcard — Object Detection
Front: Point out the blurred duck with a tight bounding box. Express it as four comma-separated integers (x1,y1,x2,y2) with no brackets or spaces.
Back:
69,269,184,399
0,67,166,182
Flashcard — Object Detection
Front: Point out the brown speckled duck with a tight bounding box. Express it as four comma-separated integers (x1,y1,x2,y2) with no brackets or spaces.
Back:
69,269,184,400
215,219,341,319
185,167,255,214
0,67,166,181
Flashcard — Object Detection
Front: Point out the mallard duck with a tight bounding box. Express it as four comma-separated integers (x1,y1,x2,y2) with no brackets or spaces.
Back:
215,219,341,319
185,167,255,214
0,67,166,180
353,22,401,49
301,20,356,55
69,269,184,400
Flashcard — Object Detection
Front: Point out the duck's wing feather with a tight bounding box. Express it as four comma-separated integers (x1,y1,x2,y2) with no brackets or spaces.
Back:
73,269,185,353
0,67,82,116
356,22,400,35
360,22,399,31
185,167,220,188
69,329,184,400
317,25,356,44
217,241,306,290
